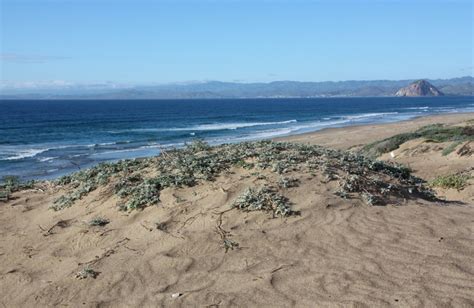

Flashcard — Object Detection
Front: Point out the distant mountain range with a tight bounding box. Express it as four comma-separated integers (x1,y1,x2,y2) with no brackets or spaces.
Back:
1,76,472,99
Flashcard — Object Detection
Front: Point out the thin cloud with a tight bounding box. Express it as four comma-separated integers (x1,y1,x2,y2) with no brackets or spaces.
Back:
1,53,70,64
0,80,75,89
0,80,136,91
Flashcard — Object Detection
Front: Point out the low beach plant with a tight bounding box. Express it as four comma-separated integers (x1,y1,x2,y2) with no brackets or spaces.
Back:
430,173,471,191
278,176,299,188
51,159,150,210
442,141,463,156
87,217,110,227
76,266,99,279
121,179,161,211
362,123,474,158
222,238,239,252
232,187,295,217
0,191,10,202
361,192,383,206
2,175,20,188
0,175,35,202
51,139,438,211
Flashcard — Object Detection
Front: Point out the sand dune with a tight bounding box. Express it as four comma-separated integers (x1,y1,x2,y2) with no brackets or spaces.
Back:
1,113,473,307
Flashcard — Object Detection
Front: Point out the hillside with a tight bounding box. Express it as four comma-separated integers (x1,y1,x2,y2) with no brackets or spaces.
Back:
1,76,472,99
395,80,444,97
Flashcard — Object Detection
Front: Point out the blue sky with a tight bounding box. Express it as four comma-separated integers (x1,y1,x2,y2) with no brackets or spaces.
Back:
1,0,473,86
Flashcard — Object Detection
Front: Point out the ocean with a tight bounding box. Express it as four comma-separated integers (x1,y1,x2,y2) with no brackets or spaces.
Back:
1,97,473,180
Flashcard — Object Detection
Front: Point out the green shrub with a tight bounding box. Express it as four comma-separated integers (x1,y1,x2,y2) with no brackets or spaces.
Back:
430,173,470,190
362,123,474,158
0,191,10,202
442,141,462,156
2,175,20,188
0,175,35,202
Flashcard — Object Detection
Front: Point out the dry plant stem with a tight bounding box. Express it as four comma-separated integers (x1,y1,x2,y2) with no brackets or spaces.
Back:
214,208,238,252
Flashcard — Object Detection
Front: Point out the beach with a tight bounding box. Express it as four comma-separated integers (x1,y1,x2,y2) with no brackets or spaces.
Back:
1,112,473,307
278,112,474,149
1,97,473,181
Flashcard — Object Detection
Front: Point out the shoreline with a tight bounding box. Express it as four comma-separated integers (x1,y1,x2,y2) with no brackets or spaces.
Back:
2,112,473,182
1,112,473,306
2,95,473,101
276,112,474,149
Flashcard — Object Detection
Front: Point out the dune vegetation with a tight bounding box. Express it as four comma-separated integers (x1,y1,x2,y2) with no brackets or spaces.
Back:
43,140,439,214
1,115,473,307
362,123,474,158
430,172,472,191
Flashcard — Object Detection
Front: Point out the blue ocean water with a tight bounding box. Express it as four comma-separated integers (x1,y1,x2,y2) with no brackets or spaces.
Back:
1,97,473,180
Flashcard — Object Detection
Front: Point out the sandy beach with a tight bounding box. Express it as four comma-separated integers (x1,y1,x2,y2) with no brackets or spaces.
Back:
278,112,474,149
1,113,473,307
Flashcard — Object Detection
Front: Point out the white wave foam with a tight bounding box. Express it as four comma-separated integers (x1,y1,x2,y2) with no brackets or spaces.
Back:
237,128,295,140
1,148,49,161
0,141,137,162
88,142,116,147
185,120,297,131
293,119,348,131
112,119,298,133
210,127,297,144
90,142,184,157
405,106,429,110
89,141,132,147
38,156,58,162
0,143,101,161
343,112,399,120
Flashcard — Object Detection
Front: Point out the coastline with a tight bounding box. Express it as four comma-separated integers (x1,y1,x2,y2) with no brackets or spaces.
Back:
276,112,474,149
2,96,473,181
1,112,473,306
4,112,473,182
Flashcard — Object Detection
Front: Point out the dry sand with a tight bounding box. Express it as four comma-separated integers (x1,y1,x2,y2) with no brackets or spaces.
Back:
1,113,473,307
278,112,474,150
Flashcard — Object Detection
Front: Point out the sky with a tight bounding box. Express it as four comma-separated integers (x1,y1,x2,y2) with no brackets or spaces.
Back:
0,0,473,88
